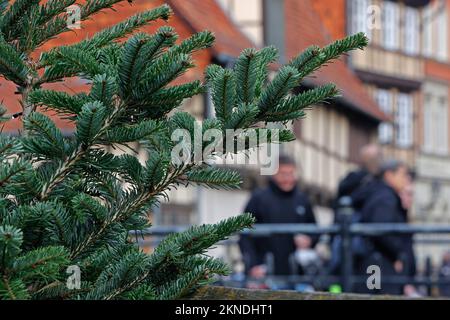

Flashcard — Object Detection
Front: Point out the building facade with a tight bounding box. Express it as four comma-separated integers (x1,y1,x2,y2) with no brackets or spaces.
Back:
215,0,386,225
311,0,450,266
312,0,450,227
212,0,450,266
416,0,450,226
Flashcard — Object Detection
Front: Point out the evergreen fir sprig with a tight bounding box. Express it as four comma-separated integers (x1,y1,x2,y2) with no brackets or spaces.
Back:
184,167,242,190
0,0,40,41
288,45,320,71
159,213,255,258
28,89,88,117
262,83,340,122
38,0,76,25
228,128,297,154
0,134,24,160
80,4,172,50
0,158,31,190
156,260,229,300
0,1,368,300
0,1,8,16
258,65,301,114
208,67,236,124
296,32,369,78
204,33,365,150
13,246,70,283
80,0,127,18
254,46,278,98
235,48,260,104
22,112,68,159
38,4,172,68
0,34,31,85
42,46,106,82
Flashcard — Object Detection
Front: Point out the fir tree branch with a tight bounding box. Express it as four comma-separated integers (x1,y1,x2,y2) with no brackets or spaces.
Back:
257,65,301,115
38,4,172,69
0,276,30,300
0,0,370,299
235,48,259,104
69,164,189,259
80,0,130,18
22,112,67,158
298,33,368,79
0,0,40,41
254,46,278,98
42,47,105,82
0,34,30,85
0,159,30,188
262,83,339,122
0,1,8,16
28,89,88,116
38,0,76,25
183,167,242,190
208,67,236,124
288,45,320,72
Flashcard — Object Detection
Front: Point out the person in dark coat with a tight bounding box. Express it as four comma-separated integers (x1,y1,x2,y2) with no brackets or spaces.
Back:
356,159,413,295
239,155,318,279
328,144,382,276
336,144,382,211
398,179,419,297
438,251,450,297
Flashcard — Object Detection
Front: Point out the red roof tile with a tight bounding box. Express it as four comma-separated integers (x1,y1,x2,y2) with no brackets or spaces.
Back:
167,0,254,57
285,0,387,121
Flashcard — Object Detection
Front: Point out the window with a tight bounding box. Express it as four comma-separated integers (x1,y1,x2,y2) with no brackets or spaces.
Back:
383,1,399,50
437,97,449,154
424,94,433,152
375,89,393,144
424,94,448,155
348,0,371,38
404,7,419,55
423,5,433,57
396,93,413,148
422,2,448,61
437,11,448,61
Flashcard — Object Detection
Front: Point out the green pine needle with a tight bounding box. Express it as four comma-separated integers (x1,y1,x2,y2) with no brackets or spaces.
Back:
185,167,242,190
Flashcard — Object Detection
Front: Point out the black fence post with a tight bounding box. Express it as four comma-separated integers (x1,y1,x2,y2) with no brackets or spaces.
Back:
338,196,354,293
425,256,432,296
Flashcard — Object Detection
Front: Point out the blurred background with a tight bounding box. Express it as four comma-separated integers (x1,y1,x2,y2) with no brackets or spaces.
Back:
2,0,450,295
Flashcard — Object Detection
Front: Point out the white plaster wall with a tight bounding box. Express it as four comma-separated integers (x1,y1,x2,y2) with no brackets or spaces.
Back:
197,188,251,270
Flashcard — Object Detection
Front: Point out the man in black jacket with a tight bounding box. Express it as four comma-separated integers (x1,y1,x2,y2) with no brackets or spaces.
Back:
239,155,317,279
357,159,413,295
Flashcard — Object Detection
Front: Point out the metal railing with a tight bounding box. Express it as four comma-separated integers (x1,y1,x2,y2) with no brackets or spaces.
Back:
131,198,450,295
